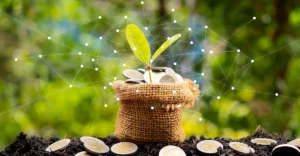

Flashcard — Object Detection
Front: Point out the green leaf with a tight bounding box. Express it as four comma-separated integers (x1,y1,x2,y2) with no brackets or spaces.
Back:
126,24,151,65
151,34,181,62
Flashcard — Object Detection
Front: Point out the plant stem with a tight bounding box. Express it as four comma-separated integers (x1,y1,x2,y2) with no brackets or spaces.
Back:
148,69,152,83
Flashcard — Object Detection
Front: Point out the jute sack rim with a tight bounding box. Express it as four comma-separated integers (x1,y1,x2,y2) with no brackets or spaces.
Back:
112,79,199,108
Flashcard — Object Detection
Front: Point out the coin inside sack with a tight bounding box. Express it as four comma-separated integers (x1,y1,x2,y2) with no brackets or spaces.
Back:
176,74,184,82
251,138,277,145
125,79,142,84
137,68,146,73
196,140,223,154
84,140,110,154
288,138,300,147
144,71,166,83
111,142,138,155
151,67,166,72
122,69,144,80
159,145,186,156
272,144,300,156
46,139,71,152
160,75,176,84
229,142,255,154
75,151,92,156
80,136,105,145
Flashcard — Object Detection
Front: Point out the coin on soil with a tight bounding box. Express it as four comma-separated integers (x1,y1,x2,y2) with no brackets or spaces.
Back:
288,138,300,147
84,140,110,154
251,138,277,145
80,136,105,145
46,139,71,152
159,145,186,156
160,75,176,83
272,144,300,156
111,142,138,155
122,69,144,80
75,151,92,156
144,71,166,83
196,140,223,154
229,142,255,154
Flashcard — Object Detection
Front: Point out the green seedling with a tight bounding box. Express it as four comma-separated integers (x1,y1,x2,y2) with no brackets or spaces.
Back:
126,24,181,83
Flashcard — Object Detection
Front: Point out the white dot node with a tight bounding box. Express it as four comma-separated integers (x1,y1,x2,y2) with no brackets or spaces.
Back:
123,63,126,67
99,36,103,40
150,59,153,63
85,43,88,46
201,72,204,76
39,55,42,58
124,15,128,19
193,87,196,91
177,104,181,108
117,98,120,101
275,93,279,96
104,104,107,107
188,28,192,31
190,41,193,45
193,80,197,83
251,60,255,63
98,16,102,19
47,36,51,40
14,58,18,61
109,82,112,85
78,52,82,55
144,27,148,30
69,84,73,88
167,37,170,40
141,1,144,5
136,90,139,93
114,77,117,80
205,25,208,29
201,49,205,52
172,90,176,94
253,16,256,20
217,96,220,99
172,8,175,12
116,29,119,33
92,58,95,62
103,86,107,89
231,87,235,90
199,118,203,122
209,50,213,54
237,49,240,53
134,47,137,51
173,20,177,23
80,64,84,68
151,106,154,110
95,68,98,71
173,62,177,66
114,50,117,53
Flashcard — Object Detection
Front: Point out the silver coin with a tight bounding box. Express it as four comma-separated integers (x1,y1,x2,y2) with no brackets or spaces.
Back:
160,75,176,84
144,71,166,83
84,140,110,154
111,142,138,155
251,138,277,145
46,139,71,152
80,136,105,145
272,144,300,156
176,73,184,82
122,69,144,80
196,140,223,154
229,142,255,154
75,151,92,156
165,68,178,81
288,138,300,147
159,145,186,156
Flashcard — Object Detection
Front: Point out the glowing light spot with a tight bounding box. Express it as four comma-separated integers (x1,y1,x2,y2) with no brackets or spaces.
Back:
217,96,220,99
231,87,235,90
109,82,112,85
80,64,84,68
205,25,208,29
124,15,128,19
95,68,98,71
253,16,256,20
167,37,170,40
85,43,88,46
145,27,148,30
199,118,203,122
201,72,204,76
99,36,103,40
172,8,175,12
237,49,240,53
14,58,18,61
151,106,154,110
173,90,176,94
201,49,205,52
134,47,137,51
177,104,181,108
188,28,192,31
190,41,193,45
69,84,73,88
251,60,255,63
123,63,126,67
47,36,51,40
114,77,117,80
39,55,42,58
193,88,196,91
193,80,197,83
275,93,279,96
114,50,117,53
173,62,177,66
173,20,177,23
150,59,153,63
117,98,120,101
104,104,107,107
92,58,95,62
78,52,82,55
98,16,102,19
141,1,144,5
209,50,213,54
104,86,107,89
136,90,139,93
116,29,119,33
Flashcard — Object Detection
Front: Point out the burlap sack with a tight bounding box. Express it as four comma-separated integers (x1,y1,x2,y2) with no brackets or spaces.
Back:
112,79,199,143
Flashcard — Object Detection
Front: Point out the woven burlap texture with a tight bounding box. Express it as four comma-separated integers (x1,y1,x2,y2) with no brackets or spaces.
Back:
112,79,199,143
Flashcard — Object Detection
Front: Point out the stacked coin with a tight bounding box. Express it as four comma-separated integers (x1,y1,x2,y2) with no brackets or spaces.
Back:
122,67,184,84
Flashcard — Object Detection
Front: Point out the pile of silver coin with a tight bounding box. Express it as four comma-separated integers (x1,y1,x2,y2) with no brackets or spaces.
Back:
122,67,184,84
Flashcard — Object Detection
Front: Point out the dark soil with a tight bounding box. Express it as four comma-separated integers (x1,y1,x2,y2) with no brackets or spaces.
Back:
0,130,294,156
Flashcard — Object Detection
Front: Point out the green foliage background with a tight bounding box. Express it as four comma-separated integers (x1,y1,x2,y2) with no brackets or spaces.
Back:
1,0,300,150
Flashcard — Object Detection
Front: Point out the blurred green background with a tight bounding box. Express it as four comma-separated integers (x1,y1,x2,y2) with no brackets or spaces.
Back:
1,0,300,150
